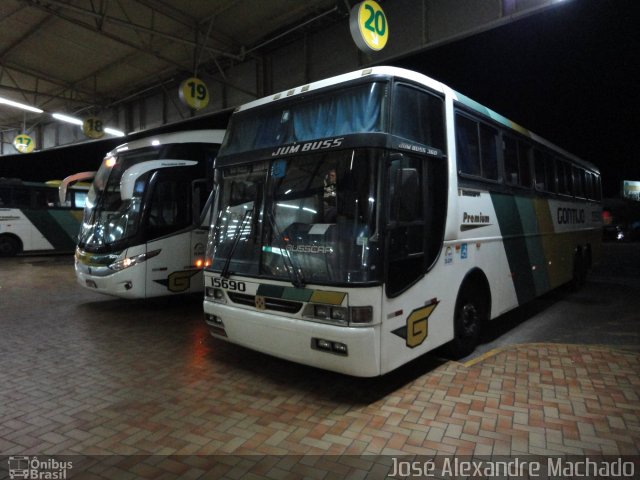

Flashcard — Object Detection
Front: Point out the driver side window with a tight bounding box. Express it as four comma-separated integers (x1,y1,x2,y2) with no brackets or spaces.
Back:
386,155,425,297
146,177,191,240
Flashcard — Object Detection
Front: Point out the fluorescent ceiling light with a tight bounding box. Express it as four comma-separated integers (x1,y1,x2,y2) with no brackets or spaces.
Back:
105,127,125,137
0,96,43,114
52,113,83,125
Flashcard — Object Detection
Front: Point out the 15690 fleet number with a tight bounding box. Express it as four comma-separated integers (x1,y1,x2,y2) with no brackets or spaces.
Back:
211,277,247,292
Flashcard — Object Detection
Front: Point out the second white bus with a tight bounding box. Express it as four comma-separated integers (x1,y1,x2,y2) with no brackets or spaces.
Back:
75,130,225,298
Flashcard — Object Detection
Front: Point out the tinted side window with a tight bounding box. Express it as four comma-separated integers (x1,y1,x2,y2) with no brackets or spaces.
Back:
504,137,519,185
456,113,499,181
392,85,445,152
557,160,570,195
518,142,532,188
573,167,585,198
534,150,556,193
456,115,481,176
480,124,498,180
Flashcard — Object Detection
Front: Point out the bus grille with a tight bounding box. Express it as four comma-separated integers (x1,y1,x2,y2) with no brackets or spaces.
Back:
227,292,303,314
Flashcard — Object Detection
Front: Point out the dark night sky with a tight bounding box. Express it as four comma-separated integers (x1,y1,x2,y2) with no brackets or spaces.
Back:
1,0,638,197
393,0,640,197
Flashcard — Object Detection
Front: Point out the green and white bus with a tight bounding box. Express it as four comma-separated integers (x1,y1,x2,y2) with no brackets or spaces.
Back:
74,130,225,298
202,67,601,377
0,177,88,256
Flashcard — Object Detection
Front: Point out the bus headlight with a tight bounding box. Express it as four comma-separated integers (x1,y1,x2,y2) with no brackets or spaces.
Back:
330,307,348,321
306,304,373,325
314,304,330,318
109,249,161,271
205,287,225,302
312,305,348,324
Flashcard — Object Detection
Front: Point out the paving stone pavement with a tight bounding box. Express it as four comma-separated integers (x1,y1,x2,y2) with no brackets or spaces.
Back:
1,256,639,478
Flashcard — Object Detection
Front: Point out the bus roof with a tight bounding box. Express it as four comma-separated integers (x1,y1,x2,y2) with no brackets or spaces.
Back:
108,129,226,156
232,66,446,114
231,66,598,174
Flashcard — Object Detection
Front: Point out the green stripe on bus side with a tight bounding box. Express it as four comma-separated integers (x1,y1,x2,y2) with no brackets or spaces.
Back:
516,197,550,296
48,209,83,240
532,198,568,290
493,194,599,299
490,194,537,305
21,209,78,251
456,93,531,137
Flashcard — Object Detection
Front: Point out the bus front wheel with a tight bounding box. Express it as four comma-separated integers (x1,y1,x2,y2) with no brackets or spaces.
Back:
0,235,21,257
446,280,488,359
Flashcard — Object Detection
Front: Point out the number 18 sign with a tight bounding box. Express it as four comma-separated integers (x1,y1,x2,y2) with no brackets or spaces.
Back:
349,0,389,53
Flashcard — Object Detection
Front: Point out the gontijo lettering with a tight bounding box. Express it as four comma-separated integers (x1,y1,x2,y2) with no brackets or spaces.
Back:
557,207,585,224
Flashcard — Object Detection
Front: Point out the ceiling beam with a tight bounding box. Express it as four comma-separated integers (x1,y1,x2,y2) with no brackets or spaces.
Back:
0,59,97,100
18,0,194,77
0,83,95,106
22,0,243,61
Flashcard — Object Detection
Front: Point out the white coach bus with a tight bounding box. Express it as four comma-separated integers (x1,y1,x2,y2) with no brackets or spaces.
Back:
75,130,225,298
0,177,88,256
202,67,601,377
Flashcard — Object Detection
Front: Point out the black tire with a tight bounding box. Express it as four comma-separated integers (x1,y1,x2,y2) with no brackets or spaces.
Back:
0,235,21,257
446,282,487,359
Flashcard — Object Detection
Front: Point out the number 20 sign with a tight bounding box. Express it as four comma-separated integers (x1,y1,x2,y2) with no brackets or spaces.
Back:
179,77,210,110
349,0,389,53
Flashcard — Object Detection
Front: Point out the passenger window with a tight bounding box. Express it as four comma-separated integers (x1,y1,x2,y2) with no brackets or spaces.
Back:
534,150,555,193
505,137,532,188
557,160,569,195
13,187,30,208
456,113,498,181
504,137,519,185
545,156,556,193
518,142,532,188
585,172,594,199
573,167,585,198
456,115,481,176
480,124,498,180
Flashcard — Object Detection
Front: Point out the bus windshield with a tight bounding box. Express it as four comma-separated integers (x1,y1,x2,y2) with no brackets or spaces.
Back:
79,154,146,249
79,145,199,250
221,82,386,156
207,148,382,285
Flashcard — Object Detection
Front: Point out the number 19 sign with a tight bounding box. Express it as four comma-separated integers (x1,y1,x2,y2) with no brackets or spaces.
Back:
349,0,389,53
179,77,210,110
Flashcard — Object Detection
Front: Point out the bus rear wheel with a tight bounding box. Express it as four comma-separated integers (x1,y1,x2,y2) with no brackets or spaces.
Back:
0,235,21,257
446,282,487,359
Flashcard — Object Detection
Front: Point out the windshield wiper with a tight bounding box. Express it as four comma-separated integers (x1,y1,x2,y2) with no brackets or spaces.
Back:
265,209,306,288
220,208,252,278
